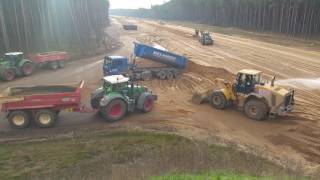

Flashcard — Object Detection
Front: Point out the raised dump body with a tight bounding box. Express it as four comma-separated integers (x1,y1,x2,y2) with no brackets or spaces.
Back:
0,81,84,128
134,42,187,69
103,43,188,80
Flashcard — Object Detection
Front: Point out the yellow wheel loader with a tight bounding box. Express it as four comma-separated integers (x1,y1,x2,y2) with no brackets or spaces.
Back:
194,69,295,121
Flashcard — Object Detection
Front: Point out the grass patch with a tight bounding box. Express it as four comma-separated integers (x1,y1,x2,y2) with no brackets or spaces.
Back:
0,130,307,180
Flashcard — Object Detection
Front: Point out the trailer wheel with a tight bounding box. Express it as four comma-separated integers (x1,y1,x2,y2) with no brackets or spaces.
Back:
58,61,65,68
209,91,227,109
22,62,34,76
49,61,58,70
2,69,16,81
174,71,182,79
100,99,127,122
166,71,174,80
34,109,57,128
158,71,166,80
142,72,152,81
8,110,31,129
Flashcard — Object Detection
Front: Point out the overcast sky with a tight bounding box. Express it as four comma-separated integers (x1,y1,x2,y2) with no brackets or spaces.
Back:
109,0,167,9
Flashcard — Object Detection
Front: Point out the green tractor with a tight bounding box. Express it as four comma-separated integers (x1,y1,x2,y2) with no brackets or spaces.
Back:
0,52,34,81
91,75,157,121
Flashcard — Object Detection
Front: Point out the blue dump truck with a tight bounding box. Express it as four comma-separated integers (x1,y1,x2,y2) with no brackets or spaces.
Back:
103,42,188,81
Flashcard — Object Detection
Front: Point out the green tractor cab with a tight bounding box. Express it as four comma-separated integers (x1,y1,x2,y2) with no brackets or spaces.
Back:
0,52,34,81
91,75,157,122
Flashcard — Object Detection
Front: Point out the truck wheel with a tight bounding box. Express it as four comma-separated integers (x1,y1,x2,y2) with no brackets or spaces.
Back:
100,99,127,122
2,69,16,81
22,62,34,76
166,71,174,80
58,61,65,68
8,110,31,129
158,71,166,80
34,109,57,128
49,61,58,70
142,72,152,81
244,99,268,121
174,71,182,79
209,91,227,109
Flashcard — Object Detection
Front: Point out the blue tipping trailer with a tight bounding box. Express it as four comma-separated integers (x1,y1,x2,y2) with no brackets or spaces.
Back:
103,42,188,80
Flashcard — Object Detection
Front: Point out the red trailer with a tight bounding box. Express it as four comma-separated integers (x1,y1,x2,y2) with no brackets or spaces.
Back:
29,51,69,70
0,81,89,129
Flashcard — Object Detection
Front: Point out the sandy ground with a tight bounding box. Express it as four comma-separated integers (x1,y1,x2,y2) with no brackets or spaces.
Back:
0,17,320,175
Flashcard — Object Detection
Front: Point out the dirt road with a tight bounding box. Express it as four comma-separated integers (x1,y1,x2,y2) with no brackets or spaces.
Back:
0,17,319,175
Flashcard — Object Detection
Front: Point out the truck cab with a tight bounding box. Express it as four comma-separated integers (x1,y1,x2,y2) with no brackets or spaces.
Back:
103,56,129,76
236,69,262,94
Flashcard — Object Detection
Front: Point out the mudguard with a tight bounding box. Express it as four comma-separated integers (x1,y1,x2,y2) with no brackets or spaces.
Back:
137,92,153,110
18,59,33,68
100,94,127,107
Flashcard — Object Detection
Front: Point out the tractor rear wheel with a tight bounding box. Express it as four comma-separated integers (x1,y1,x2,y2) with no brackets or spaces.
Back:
244,99,268,121
22,62,34,76
8,110,31,129
58,61,65,68
34,109,57,128
49,61,58,70
2,69,16,81
100,99,127,122
209,91,227,109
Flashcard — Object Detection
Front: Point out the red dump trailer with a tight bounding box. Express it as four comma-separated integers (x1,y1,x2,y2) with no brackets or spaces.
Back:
0,81,90,129
29,51,68,70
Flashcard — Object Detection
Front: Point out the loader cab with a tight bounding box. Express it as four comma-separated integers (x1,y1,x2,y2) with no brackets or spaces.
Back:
236,69,262,94
103,56,129,76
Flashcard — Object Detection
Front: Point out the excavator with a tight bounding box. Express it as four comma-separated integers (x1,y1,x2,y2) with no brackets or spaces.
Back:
193,69,295,120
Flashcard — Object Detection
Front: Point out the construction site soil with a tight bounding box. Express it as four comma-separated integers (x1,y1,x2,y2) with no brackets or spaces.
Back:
0,17,319,176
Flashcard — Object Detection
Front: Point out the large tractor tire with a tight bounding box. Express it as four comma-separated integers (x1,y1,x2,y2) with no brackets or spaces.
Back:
209,91,227,109
100,99,127,122
58,61,65,68
21,62,34,76
2,69,16,81
8,110,31,129
49,61,59,70
34,109,57,128
244,99,268,121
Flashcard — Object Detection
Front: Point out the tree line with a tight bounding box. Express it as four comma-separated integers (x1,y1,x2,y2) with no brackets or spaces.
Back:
111,0,320,37
0,0,109,55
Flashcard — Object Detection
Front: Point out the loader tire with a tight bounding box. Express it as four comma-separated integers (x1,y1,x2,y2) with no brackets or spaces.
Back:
209,91,227,109
244,99,268,121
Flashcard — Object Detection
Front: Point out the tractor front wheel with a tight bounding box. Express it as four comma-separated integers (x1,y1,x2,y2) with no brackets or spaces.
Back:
100,99,127,122
244,99,268,121
22,62,34,76
141,95,154,113
2,69,16,81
